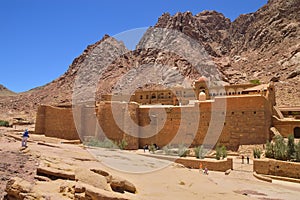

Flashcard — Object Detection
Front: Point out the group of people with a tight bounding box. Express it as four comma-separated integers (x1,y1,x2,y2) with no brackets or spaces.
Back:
199,163,208,175
241,155,250,164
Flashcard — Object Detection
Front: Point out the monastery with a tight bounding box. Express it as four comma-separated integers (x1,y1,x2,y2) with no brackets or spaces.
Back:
35,78,300,150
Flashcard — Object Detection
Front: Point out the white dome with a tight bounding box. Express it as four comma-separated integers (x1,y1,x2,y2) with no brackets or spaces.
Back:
198,91,206,101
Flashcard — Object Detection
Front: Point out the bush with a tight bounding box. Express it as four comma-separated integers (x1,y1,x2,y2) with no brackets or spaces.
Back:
265,140,274,158
162,144,174,155
293,141,300,162
83,137,117,149
253,148,262,159
249,79,261,85
221,145,227,159
178,144,189,157
194,145,206,159
215,144,227,160
287,134,295,160
148,144,156,154
273,135,287,161
116,139,128,150
0,120,9,127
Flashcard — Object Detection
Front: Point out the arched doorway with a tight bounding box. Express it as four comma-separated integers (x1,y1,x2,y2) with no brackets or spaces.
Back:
294,127,300,138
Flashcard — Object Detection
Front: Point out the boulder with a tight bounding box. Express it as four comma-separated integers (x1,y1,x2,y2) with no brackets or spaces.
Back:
110,177,136,194
83,183,129,200
75,168,111,191
5,177,35,199
287,70,300,79
37,166,75,180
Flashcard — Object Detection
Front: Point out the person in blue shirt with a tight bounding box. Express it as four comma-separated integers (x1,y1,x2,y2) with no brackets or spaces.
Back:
21,129,29,147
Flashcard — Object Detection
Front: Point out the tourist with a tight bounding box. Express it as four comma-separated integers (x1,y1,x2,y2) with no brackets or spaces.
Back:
241,155,244,164
204,167,209,175
199,162,203,173
247,156,250,164
143,144,148,152
21,129,29,147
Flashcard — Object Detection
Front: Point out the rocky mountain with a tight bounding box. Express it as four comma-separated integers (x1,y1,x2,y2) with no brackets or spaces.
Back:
153,0,300,106
0,84,16,97
0,0,299,121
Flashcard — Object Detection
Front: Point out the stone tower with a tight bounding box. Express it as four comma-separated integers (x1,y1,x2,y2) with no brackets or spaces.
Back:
193,76,209,100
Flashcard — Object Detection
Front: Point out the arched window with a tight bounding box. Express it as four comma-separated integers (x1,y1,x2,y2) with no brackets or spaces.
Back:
151,93,156,99
158,93,164,99
294,127,300,138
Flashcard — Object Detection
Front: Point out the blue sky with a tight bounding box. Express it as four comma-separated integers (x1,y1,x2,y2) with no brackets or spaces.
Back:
0,0,267,92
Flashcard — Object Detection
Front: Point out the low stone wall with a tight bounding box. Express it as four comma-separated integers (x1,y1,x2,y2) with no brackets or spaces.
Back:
253,159,300,179
176,157,233,172
139,153,233,172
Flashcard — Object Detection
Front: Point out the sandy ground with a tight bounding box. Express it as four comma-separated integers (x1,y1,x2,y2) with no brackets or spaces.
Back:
1,126,300,200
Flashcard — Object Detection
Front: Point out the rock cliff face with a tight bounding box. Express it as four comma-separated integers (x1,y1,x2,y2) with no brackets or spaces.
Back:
0,0,299,121
152,0,300,106
0,84,16,97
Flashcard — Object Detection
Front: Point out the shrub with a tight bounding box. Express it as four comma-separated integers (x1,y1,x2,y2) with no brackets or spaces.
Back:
148,144,156,154
116,139,128,150
194,145,206,159
265,140,274,158
0,120,9,127
287,134,295,160
253,148,262,159
249,79,261,85
221,145,227,159
83,137,117,149
293,141,300,162
162,144,174,155
273,135,287,161
178,144,189,157
215,144,227,160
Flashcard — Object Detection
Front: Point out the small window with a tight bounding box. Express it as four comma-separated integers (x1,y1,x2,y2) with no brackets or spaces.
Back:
232,112,234,115
254,111,256,114
242,111,244,114
140,95,143,100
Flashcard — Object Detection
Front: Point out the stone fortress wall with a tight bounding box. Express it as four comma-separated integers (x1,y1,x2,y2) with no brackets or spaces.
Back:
35,79,300,150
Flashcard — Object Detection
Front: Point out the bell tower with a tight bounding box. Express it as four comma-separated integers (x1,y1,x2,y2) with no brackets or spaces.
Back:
193,76,209,100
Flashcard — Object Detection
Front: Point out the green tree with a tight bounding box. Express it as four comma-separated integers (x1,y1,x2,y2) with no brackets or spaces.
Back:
274,135,287,161
287,134,295,160
253,148,262,159
215,144,227,160
293,141,300,162
265,140,274,158
194,145,206,159
221,145,227,159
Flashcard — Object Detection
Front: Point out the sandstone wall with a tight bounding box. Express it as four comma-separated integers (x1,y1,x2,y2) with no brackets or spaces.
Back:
96,101,139,150
35,105,79,140
35,95,273,150
254,159,300,179
138,95,272,150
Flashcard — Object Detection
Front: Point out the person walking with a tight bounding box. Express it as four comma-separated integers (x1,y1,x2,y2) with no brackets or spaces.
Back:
21,129,29,147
